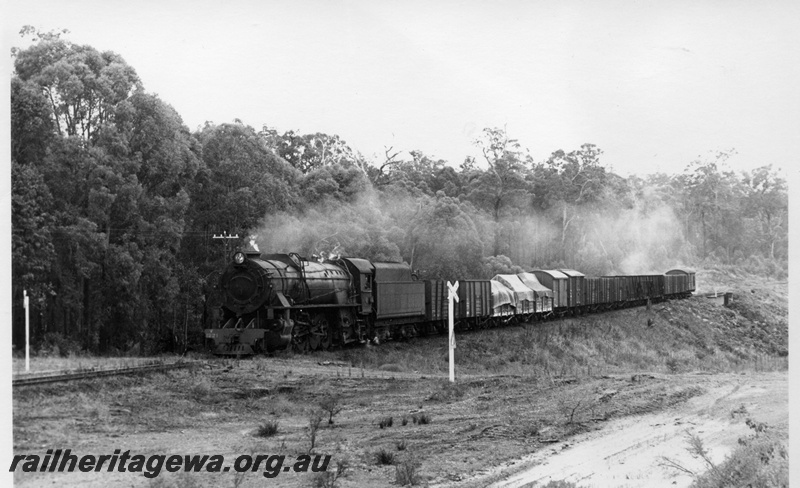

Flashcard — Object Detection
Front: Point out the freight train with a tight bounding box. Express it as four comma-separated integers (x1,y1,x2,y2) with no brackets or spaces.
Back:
204,249,695,355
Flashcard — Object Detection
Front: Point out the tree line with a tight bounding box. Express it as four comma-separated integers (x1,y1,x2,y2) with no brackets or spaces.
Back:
11,29,788,354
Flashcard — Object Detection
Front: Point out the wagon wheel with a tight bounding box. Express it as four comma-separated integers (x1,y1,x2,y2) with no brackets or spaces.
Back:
309,315,330,351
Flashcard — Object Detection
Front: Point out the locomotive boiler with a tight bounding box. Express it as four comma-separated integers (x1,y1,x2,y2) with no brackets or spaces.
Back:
207,250,369,355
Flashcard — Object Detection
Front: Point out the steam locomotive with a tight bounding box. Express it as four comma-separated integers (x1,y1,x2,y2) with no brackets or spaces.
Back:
204,249,695,355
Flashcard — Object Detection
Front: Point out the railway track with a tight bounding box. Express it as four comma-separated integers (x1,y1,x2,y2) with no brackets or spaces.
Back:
12,360,194,387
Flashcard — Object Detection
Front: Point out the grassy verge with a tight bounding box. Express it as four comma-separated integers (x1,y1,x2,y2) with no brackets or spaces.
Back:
327,292,787,378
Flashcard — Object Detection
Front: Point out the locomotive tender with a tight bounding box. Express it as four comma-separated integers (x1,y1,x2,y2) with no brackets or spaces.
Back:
204,249,695,355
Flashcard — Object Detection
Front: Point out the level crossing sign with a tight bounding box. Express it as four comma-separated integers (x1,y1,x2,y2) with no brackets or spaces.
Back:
447,281,459,382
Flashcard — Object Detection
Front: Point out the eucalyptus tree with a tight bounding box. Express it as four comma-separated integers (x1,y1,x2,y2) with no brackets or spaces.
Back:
465,127,533,256
532,143,608,262
405,194,485,280
13,27,141,141
681,151,745,262
262,129,366,174
378,150,455,196
299,163,369,204
12,29,201,352
189,122,301,269
741,165,788,260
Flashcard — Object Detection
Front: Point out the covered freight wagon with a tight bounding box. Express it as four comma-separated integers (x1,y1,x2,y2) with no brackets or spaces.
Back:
517,272,554,313
584,276,600,307
492,275,536,315
490,280,515,317
532,270,569,309
559,269,585,308
666,269,696,295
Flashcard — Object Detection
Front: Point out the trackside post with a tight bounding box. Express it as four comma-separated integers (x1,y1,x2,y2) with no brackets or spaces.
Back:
447,281,459,383
24,290,30,372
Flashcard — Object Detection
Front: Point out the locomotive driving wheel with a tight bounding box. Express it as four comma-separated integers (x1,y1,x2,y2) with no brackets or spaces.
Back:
309,315,331,351
292,333,311,354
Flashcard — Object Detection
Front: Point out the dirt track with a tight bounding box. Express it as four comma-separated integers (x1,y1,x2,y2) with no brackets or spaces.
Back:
478,371,787,488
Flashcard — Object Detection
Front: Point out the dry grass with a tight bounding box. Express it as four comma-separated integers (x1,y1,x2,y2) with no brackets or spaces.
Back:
11,353,734,486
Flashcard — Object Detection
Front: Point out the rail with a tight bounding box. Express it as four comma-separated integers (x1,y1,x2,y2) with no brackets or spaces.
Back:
12,361,194,387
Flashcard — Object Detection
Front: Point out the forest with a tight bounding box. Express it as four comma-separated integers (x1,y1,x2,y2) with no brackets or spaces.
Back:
10,29,788,354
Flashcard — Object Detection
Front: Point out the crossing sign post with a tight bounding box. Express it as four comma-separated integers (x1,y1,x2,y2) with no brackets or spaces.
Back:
24,290,30,372
447,281,459,383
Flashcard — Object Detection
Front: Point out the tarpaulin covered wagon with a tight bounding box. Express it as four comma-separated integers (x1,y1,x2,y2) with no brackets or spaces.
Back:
491,274,537,315
490,280,515,317
517,272,554,313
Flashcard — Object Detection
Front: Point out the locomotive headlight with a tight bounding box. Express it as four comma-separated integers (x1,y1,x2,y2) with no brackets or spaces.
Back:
233,252,246,265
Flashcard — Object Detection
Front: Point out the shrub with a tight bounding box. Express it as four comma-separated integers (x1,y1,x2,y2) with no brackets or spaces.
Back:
319,394,344,425
660,425,788,488
189,378,217,403
524,420,542,437
730,404,748,418
694,419,786,488
378,416,394,429
255,421,279,437
665,357,681,374
307,411,324,453
395,458,422,486
411,413,431,425
335,457,349,477
37,333,83,357
539,482,579,488
311,471,339,488
375,448,395,465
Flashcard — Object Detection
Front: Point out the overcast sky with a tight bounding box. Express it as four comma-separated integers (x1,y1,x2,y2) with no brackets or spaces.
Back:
5,0,800,176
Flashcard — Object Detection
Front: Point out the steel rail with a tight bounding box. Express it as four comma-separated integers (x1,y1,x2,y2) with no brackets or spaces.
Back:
12,361,194,387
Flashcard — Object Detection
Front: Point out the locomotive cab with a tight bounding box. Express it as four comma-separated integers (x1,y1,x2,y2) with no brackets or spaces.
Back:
341,258,374,314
